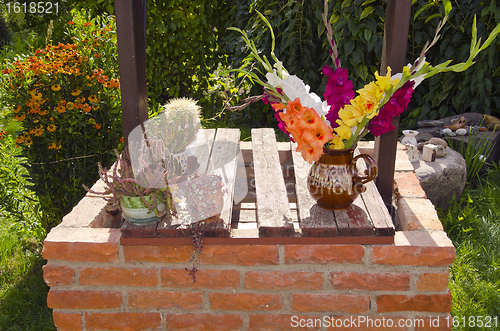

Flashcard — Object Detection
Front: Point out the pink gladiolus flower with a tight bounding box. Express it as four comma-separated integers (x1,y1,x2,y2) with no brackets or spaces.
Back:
322,65,355,128
368,81,415,136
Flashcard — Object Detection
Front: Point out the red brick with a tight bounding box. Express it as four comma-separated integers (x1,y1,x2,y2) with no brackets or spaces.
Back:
199,245,279,265
416,272,449,291
292,294,370,313
210,293,283,311
128,290,203,309
330,272,410,291
372,245,455,266
377,292,452,313
43,264,74,286
245,271,323,290
85,312,161,331
415,315,452,330
80,267,158,286
123,245,192,263
42,228,120,263
161,268,239,289
166,314,243,330
47,290,122,309
52,311,81,331
394,172,426,198
285,245,364,264
249,314,322,330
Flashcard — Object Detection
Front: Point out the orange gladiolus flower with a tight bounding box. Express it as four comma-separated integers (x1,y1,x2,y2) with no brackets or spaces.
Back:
295,138,324,164
286,97,305,118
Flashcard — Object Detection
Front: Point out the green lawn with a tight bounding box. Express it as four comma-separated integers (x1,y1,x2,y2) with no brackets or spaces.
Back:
439,165,500,330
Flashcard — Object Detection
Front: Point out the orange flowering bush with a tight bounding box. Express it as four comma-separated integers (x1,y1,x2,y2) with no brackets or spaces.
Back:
0,12,122,228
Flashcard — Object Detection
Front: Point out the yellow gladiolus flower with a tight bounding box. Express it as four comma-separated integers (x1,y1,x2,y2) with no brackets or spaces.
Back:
335,123,352,141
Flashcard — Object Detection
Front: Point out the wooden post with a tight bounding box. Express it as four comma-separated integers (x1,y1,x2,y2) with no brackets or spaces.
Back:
373,0,412,205
115,0,148,149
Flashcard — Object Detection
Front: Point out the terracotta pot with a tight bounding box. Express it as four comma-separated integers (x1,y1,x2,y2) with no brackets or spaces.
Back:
307,146,377,210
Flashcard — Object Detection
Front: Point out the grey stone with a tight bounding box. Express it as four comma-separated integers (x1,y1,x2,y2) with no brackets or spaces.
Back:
412,147,466,210
428,137,448,149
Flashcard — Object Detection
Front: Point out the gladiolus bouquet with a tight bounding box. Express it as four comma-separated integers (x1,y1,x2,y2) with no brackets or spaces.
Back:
228,0,500,164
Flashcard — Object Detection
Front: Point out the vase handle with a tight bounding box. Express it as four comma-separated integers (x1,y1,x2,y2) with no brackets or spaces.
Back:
351,154,378,185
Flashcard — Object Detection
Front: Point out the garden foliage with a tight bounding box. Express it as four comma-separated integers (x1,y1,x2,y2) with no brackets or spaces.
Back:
70,0,232,105
224,0,500,129
0,12,122,229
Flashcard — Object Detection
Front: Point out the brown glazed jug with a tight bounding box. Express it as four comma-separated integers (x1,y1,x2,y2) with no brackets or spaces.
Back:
307,146,377,210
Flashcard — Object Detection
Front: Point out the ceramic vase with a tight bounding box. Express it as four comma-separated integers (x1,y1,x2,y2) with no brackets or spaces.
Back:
307,146,377,210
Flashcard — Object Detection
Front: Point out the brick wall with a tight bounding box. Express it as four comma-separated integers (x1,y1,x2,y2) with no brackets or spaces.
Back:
43,143,456,331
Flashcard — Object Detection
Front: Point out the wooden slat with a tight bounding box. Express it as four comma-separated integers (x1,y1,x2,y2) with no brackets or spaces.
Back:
252,129,294,237
354,149,395,236
290,142,337,237
334,198,374,236
189,129,217,174
208,128,241,226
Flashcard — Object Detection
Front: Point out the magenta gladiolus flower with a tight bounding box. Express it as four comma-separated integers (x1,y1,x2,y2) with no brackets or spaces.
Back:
368,81,415,136
322,65,355,128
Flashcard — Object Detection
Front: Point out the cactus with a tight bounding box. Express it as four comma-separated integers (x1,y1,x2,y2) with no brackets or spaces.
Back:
154,98,202,154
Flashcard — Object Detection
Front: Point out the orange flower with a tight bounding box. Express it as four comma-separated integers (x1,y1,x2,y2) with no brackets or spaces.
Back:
71,89,81,96
13,105,21,113
47,124,56,132
286,98,305,118
82,104,91,113
14,114,25,121
51,84,61,91
24,136,33,146
271,103,285,111
295,138,324,164
66,102,75,110
95,123,101,129
295,107,322,130
56,105,65,113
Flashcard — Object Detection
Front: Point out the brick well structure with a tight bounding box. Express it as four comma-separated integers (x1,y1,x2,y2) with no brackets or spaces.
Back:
43,142,455,331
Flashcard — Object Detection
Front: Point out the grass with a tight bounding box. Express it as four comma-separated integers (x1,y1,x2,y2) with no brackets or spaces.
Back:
439,165,500,329
0,116,55,330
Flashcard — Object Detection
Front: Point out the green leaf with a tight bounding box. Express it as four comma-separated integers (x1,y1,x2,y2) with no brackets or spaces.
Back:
425,13,443,24
364,29,372,42
360,6,374,20
344,40,355,56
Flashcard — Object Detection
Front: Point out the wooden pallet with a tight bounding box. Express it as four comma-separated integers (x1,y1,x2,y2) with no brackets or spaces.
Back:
121,128,395,245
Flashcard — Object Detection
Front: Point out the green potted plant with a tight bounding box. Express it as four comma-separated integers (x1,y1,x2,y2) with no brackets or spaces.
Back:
83,138,178,225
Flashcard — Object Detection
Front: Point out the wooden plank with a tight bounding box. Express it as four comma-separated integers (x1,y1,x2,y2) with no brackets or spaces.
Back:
208,128,241,227
188,129,217,174
252,129,294,237
354,149,395,236
334,198,374,236
290,142,337,237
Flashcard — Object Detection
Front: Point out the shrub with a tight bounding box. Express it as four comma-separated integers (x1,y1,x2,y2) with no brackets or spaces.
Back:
70,0,233,105
0,11,122,229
